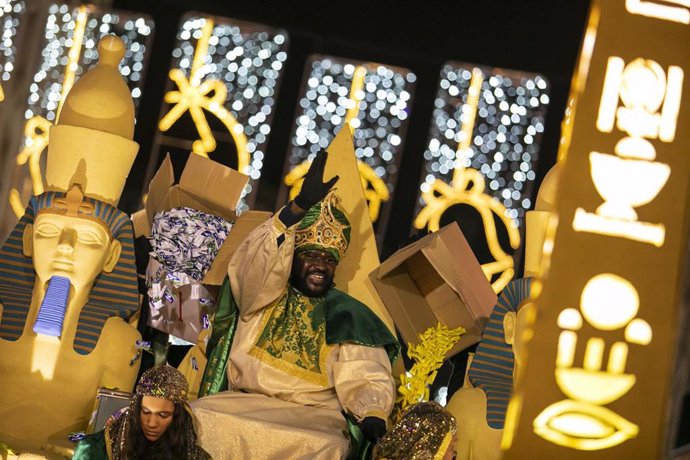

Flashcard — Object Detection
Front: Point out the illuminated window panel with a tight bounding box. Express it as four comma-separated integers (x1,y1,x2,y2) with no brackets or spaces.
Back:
282,55,415,225
416,62,550,228
5,3,154,228
156,14,289,211
0,0,26,92
25,4,152,122
414,63,550,293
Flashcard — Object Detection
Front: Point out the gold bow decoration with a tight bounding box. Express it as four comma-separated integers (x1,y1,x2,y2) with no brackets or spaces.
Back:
415,168,521,293
158,18,250,174
284,158,389,222
414,67,520,293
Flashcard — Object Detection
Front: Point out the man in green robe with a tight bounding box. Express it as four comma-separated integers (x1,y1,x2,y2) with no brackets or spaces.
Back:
192,151,399,459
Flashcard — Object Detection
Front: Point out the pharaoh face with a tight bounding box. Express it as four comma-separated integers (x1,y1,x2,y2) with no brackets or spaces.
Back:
24,213,121,291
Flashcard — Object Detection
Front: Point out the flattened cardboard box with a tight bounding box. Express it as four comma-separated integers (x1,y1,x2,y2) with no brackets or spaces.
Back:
138,153,272,285
369,222,497,358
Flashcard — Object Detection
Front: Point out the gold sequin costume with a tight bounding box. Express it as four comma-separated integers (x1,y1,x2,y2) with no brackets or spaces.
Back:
191,207,396,459
375,402,457,460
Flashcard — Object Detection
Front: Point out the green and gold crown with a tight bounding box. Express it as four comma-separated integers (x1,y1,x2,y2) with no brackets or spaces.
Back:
295,189,351,262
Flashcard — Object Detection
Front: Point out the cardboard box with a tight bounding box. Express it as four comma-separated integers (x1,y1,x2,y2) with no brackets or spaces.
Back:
87,388,132,433
369,222,497,358
139,153,272,285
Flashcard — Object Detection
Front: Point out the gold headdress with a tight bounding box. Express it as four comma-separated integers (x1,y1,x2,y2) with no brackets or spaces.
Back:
135,365,189,403
294,189,351,262
45,35,139,206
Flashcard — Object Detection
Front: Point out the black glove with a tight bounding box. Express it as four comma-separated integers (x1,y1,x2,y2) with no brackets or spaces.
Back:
294,150,339,211
358,416,387,444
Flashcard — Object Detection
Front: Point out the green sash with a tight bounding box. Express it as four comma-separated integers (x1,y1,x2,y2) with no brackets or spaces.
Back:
199,277,399,397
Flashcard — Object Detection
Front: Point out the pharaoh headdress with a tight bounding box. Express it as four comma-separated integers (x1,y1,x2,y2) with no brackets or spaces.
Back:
0,191,139,354
467,277,532,429
0,36,140,354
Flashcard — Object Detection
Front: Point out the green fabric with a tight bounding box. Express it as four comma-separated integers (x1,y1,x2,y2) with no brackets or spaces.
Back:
199,277,236,397
325,288,400,364
253,286,328,376
72,431,108,460
200,280,399,398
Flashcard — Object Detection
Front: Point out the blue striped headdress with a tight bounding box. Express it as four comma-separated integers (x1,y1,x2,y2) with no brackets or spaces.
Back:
467,277,533,429
0,191,139,354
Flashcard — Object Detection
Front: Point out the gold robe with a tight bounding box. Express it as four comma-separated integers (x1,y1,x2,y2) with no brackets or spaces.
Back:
191,214,395,459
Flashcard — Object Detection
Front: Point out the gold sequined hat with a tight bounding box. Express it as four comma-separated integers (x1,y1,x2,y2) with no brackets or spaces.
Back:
135,365,189,404
294,189,351,262
375,401,457,460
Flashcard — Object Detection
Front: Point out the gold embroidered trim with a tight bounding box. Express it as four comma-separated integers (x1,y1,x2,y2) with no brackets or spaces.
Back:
249,344,331,387
294,190,349,259
249,292,333,388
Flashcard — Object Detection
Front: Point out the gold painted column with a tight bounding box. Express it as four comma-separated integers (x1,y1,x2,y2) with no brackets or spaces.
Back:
503,0,690,458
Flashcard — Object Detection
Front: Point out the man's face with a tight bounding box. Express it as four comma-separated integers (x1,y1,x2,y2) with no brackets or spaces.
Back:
291,249,337,297
140,395,175,442
30,214,113,290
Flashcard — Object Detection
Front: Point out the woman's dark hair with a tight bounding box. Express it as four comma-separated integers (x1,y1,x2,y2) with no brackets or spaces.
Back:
121,395,197,460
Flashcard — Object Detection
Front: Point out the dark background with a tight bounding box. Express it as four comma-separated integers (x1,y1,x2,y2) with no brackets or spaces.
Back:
112,0,591,261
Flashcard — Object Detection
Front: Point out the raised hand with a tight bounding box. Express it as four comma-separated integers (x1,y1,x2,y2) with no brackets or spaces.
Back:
294,150,339,211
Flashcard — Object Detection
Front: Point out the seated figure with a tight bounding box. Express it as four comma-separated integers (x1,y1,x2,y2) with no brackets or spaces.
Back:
74,365,211,460
191,151,399,459
0,36,142,448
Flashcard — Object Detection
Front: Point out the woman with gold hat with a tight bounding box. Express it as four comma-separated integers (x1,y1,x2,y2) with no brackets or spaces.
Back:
73,366,211,460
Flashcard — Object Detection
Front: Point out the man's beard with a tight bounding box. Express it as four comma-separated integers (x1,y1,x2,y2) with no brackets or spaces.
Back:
290,270,334,298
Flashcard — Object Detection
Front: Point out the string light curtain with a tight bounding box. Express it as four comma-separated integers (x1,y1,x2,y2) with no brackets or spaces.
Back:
282,55,415,234
414,62,550,292
155,14,289,211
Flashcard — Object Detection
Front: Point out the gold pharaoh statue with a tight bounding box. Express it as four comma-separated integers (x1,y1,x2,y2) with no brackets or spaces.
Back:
446,164,561,460
0,36,142,450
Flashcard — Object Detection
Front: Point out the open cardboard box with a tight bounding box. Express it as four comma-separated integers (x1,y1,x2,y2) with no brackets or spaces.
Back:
369,222,497,358
134,153,272,286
